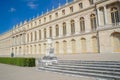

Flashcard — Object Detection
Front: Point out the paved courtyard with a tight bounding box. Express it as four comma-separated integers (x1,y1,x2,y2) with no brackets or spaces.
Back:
0,63,96,80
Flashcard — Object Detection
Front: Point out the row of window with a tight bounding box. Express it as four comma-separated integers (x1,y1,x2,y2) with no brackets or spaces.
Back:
27,14,97,42
26,0,95,29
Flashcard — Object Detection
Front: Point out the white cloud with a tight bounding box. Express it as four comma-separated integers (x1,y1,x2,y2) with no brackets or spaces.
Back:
27,2,38,9
8,8,16,12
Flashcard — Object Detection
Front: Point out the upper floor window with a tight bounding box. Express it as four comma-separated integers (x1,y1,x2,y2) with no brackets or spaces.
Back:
79,3,83,9
39,20,41,24
44,17,46,22
90,14,97,31
49,15,52,21
31,32,33,41
44,28,46,39
39,30,41,40
89,0,94,5
62,9,65,15
34,21,37,26
49,27,52,37
27,34,29,42
71,20,75,34
63,22,66,36
70,6,73,13
34,31,37,41
55,12,58,18
56,25,59,37
80,17,85,32
111,7,119,24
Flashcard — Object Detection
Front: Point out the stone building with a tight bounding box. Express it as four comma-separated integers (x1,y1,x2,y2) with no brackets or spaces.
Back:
0,0,120,60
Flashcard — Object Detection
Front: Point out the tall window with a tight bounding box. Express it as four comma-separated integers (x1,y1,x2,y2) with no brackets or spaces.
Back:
39,30,41,40
44,28,46,39
71,20,75,34
81,38,86,53
89,0,94,5
39,20,41,24
31,32,33,41
49,27,52,37
56,25,59,37
63,22,66,36
80,17,85,32
34,31,37,41
62,9,65,15
49,15,52,21
70,6,73,13
79,3,83,9
90,14,97,31
44,17,46,22
111,7,119,24
27,34,29,42
55,12,58,18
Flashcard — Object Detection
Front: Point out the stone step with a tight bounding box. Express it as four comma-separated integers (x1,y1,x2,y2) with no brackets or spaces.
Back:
48,65,120,72
39,67,120,79
58,61,120,65
45,66,120,76
55,63,120,68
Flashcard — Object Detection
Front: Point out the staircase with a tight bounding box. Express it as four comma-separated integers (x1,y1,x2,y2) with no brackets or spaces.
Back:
38,60,120,79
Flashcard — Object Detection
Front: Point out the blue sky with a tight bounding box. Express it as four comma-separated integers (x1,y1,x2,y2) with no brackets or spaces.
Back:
0,0,72,34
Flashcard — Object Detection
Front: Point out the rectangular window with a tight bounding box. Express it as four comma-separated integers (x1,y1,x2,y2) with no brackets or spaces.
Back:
55,12,58,18
70,6,73,13
39,30,41,40
49,15,52,21
79,3,83,9
44,17,46,22
89,0,94,5
62,10,65,15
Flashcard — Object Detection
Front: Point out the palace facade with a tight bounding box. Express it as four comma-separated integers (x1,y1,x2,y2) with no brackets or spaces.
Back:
0,0,120,60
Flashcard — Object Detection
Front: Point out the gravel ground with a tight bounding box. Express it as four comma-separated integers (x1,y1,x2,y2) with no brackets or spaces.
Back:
0,63,96,80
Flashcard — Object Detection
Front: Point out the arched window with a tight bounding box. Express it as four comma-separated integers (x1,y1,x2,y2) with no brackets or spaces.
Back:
55,42,59,54
63,40,67,54
90,14,97,31
111,32,120,52
30,45,32,54
56,25,59,37
44,43,46,54
44,28,46,39
27,34,29,42
63,22,66,36
39,30,41,40
92,36,98,53
49,27,52,37
71,20,75,34
80,17,85,32
81,38,86,53
34,31,37,41
39,44,41,54
111,7,119,24
71,39,76,54
31,32,33,41
34,45,36,54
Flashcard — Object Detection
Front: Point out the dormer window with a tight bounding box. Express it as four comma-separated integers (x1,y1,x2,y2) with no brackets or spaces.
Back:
49,15,52,21
55,12,58,18
79,3,83,9
62,9,65,15
44,17,46,22
70,6,73,13
39,20,41,24
89,0,94,5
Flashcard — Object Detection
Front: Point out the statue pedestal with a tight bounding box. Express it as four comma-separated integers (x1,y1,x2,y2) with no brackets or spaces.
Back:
40,38,58,66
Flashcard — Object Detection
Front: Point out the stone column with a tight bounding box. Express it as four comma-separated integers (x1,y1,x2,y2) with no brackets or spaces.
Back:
104,6,108,25
97,8,101,26
52,25,56,39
